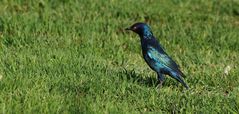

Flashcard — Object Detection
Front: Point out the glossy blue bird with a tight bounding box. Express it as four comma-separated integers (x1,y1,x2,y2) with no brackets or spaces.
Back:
126,22,189,89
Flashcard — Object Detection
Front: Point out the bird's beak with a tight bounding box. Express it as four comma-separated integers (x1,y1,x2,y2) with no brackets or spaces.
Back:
125,27,131,30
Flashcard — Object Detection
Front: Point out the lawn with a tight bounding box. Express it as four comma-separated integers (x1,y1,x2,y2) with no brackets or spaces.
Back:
0,0,239,113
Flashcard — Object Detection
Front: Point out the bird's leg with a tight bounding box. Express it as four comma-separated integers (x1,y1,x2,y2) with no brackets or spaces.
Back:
156,73,165,89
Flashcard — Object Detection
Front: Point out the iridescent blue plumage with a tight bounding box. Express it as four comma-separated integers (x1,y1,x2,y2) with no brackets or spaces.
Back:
126,22,189,89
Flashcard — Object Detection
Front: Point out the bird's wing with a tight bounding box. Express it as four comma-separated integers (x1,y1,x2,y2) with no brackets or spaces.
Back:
147,46,182,74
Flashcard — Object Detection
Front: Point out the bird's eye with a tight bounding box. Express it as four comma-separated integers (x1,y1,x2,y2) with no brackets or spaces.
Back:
133,26,137,30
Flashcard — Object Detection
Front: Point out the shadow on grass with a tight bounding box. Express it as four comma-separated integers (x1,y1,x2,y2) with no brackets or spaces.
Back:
118,68,158,87
118,68,183,89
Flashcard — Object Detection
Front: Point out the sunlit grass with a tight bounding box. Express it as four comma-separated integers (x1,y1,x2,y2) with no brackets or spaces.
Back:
0,0,239,113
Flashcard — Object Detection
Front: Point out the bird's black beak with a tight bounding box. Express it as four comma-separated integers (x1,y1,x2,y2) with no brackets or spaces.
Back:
125,27,131,30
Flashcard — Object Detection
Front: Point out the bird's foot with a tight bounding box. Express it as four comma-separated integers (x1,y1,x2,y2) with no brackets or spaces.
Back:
156,81,163,90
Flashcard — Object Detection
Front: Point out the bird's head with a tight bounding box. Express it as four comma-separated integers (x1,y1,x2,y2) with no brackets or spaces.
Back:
125,22,153,37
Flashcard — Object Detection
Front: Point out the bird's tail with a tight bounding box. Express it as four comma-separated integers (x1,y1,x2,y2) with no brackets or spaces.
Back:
171,74,189,89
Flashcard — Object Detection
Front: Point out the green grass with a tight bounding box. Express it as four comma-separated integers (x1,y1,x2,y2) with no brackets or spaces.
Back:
0,0,239,113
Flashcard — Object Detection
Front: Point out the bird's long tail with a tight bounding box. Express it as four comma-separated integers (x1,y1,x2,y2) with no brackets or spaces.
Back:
171,74,189,89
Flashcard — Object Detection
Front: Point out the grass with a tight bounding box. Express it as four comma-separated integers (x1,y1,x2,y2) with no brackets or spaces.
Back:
0,0,239,113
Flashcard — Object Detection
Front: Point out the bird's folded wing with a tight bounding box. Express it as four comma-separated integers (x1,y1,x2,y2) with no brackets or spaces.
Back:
147,47,180,71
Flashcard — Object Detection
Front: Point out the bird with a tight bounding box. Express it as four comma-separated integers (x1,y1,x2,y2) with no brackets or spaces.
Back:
125,22,189,89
